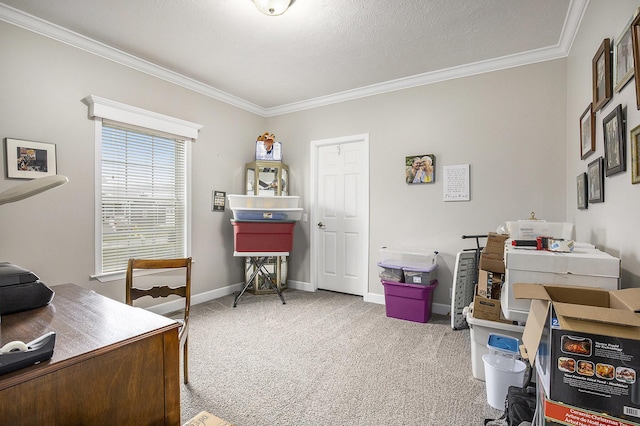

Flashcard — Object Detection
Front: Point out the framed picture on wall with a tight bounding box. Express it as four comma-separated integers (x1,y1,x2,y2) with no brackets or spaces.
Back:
631,13,640,109
631,124,640,184
580,103,595,159
603,104,626,176
587,157,604,203
614,9,638,93
577,173,588,210
4,138,57,179
405,154,435,184
593,38,612,112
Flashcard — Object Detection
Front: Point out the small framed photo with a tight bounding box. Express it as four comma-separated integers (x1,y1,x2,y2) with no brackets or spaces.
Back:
593,38,612,112
614,10,638,93
587,157,604,203
579,103,595,159
577,173,588,210
405,154,435,184
603,104,626,176
4,138,57,179
630,124,640,184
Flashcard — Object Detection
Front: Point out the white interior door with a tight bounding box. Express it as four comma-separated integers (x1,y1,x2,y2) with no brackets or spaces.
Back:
311,134,369,296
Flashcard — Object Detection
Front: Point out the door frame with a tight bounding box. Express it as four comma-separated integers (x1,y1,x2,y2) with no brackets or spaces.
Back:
309,133,370,294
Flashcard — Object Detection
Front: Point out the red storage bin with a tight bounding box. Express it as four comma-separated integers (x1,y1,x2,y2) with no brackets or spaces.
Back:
232,220,295,252
381,279,438,323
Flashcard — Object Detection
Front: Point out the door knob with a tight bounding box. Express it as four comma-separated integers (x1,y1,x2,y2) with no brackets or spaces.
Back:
317,222,325,229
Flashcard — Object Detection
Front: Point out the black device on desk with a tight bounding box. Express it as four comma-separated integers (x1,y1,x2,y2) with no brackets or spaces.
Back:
0,262,55,315
0,332,56,375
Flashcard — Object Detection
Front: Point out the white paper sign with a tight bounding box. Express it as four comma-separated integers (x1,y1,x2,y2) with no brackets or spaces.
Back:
443,164,470,201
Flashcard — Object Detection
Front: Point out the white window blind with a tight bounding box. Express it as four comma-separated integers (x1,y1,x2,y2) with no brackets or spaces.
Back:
101,124,187,273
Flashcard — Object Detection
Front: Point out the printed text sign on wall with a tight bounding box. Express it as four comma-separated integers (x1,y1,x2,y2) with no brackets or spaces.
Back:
443,164,470,201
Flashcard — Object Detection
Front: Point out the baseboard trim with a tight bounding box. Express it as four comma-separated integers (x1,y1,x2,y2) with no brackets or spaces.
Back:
148,280,450,318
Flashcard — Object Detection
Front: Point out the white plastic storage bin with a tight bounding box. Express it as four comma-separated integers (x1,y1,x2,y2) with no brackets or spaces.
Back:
465,304,524,381
379,247,438,269
227,194,300,209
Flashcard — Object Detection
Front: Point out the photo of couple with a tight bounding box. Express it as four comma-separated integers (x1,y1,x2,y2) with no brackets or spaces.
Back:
406,154,435,184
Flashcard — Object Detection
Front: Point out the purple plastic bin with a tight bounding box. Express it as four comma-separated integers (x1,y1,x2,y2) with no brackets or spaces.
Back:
381,279,438,323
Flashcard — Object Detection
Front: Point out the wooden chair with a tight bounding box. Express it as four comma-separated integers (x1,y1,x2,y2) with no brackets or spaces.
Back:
125,257,192,384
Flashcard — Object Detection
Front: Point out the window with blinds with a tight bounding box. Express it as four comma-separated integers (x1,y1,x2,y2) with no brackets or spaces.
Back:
100,124,187,273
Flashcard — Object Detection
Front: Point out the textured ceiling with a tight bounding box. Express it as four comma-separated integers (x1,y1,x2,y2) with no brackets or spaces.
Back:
0,0,582,115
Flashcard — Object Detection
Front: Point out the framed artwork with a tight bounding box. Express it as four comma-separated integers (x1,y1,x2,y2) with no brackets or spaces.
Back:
579,103,595,159
632,13,640,109
405,154,435,184
603,104,626,176
614,10,638,93
587,157,604,203
631,124,640,184
4,138,57,179
577,173,588,210
212,190,226,211
592,38,612,112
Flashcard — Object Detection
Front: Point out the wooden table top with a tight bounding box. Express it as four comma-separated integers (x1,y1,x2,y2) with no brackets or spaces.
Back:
0,283,179,389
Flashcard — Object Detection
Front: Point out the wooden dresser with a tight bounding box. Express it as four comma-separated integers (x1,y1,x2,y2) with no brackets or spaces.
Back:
0,283,180,425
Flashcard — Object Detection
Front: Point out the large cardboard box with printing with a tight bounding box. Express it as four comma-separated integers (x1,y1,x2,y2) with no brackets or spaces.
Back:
515,283,640,424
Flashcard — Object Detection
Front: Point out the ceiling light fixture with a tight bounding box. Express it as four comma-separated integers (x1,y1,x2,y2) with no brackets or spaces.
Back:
252,0,292,16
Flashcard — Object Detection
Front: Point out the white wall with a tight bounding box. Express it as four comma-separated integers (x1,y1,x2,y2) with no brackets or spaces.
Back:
269,59,568,306
566,0,640,288
0,21,266,302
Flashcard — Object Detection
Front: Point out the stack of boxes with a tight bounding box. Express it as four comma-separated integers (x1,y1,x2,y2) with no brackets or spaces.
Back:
465,232,526,381
377,248,438,323
473,232,509,322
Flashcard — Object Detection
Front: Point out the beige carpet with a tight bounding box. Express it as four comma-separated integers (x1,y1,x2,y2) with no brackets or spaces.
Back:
180,289,503,425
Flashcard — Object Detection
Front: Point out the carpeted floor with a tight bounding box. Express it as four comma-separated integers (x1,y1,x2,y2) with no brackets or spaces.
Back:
180,289,502,425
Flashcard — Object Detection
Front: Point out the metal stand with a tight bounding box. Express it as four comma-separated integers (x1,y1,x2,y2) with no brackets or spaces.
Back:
233,251,288,307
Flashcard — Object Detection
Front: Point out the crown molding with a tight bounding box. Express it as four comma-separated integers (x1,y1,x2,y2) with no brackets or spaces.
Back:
0,3,265,116
1,0,588,118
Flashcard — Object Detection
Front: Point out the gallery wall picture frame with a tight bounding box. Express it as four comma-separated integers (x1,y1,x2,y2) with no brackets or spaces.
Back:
587,157,604,203
579,103,595,159
614,9,639,93
603,104,626,177
4,138,57,179
593,38,612,112
405,154,435,184
630,124,640,184
631,13,640,109
577,172,588,210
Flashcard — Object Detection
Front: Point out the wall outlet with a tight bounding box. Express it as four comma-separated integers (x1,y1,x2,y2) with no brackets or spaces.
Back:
302,213,308,222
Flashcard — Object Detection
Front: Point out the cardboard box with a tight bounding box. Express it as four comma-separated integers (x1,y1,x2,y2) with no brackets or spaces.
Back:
183,411,235,426
484,232,509,254
472,295,511,324
515,283,640,423
501,246,620,319
479,251,505,273
477,270,503,299
541,397,640,426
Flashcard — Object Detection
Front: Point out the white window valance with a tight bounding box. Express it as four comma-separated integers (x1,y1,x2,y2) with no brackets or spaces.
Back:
83,95,202,140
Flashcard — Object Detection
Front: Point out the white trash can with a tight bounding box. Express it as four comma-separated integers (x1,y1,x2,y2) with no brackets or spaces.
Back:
482,354,526,410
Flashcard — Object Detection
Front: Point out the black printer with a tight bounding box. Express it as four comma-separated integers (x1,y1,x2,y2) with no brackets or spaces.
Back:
0,262,55,315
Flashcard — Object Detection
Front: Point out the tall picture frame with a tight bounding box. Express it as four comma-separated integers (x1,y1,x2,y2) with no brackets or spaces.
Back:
593,38,612,112
588,157,605,203
603,104,626,177
580,103,595,159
